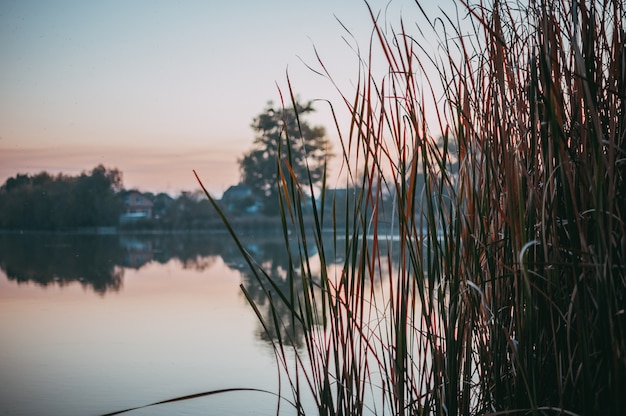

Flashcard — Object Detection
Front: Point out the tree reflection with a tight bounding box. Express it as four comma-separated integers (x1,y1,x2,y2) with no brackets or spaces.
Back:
0,231,396,348
150,233,223,270
220,232,406,349
222,235,333,349
0,234,125,294
0,233,226,295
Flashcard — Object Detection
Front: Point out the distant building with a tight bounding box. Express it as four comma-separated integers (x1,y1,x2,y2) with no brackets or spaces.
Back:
120,191,154,223
221,183,262,214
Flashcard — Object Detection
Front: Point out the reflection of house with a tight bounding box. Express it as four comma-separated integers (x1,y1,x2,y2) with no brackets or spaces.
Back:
119,236,154,268
120,191,154,223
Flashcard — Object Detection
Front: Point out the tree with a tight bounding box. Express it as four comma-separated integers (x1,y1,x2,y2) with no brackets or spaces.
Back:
239,100,332,214
72,165,124,226
0,165,124,229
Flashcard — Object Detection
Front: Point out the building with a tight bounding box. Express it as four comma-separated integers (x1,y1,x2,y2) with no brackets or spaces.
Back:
120,191,154,223
221,183,262,214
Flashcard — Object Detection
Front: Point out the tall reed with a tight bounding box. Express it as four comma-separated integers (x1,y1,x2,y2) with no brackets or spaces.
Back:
199,0,625,414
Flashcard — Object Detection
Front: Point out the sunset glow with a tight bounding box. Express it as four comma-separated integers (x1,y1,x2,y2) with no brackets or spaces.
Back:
0,1,453,197
0,1,349,196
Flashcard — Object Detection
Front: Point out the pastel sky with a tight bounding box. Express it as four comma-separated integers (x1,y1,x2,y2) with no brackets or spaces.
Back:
0,0,452,196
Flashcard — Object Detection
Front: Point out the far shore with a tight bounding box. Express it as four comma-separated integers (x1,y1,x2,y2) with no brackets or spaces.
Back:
0,215,333,236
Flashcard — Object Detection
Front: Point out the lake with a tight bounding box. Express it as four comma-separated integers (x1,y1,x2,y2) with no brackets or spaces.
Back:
0,232,313,416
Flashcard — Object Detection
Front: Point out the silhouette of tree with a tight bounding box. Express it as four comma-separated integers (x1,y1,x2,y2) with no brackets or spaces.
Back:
0,165,123,229
239,100,332,214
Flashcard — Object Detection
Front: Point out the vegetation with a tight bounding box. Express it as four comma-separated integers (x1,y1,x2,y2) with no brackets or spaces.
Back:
123,190,218,230
0,167,223,231
240,100,333,214
0,102,334,232
197,0,625,414
0,165,123,230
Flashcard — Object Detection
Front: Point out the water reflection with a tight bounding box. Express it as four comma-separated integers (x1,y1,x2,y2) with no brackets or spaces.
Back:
235,237,315,348
0,234,125,293
0,234,247,290
0,232,397,348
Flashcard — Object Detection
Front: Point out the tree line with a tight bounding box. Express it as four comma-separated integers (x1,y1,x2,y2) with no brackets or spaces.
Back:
0,167,220,231
0,165,124,230
0,99,334,231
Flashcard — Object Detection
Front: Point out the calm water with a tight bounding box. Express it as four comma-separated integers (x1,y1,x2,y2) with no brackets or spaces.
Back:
0,232,310,416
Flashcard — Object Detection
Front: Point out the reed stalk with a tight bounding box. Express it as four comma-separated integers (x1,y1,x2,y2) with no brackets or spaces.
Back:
198,0,625,414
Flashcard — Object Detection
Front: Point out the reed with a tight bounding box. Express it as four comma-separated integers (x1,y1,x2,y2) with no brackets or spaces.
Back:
197,0,625,414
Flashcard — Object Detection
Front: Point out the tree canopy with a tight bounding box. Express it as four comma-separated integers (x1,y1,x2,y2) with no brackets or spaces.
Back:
0,165,124,230
239,100,332,214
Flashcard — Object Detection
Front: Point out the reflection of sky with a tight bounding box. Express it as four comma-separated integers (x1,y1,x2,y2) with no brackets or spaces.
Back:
0,0,454,197
0,259,288,416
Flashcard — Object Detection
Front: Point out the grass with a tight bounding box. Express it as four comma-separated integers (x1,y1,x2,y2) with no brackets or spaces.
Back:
194,0,626,415
79,1,625,415
103,1,624,414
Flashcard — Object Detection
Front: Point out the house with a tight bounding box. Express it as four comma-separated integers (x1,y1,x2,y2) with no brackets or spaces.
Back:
221,183,262,214
120,191,154,223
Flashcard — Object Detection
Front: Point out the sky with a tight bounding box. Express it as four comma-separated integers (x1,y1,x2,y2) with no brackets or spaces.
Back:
0,0,455,197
